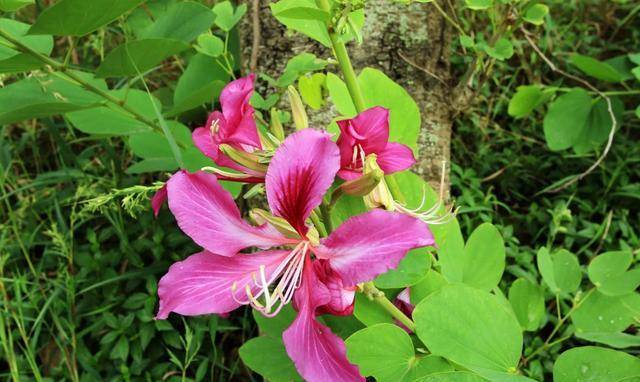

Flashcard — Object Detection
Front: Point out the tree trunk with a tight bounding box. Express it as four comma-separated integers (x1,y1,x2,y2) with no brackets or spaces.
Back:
240,0,453,196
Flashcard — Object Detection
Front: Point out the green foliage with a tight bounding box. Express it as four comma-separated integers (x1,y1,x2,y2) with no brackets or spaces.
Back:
553,347,640,382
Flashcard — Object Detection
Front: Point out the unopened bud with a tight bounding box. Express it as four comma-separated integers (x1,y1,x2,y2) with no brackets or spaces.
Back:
250,208,299,238
362,155,395,211
219,144,268,173
287,85,308,130
269,108,285,141
340,168,384,196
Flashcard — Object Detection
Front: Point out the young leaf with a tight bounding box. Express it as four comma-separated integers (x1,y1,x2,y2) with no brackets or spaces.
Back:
96,39,189,78
239,336,302,382
413,284,522,377
508,278,545,331
346,324,453,382
570,54,625,83
542,88,593,151
277,53,328,87
587,251,640,296
523,4,549,26
461,222,505,291
213,1,247,32
298,73,326,110
141,1,215,43
29,0,145,36
553,346,640,382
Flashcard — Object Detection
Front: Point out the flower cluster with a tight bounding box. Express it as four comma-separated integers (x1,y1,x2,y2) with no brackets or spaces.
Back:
152,76,437,382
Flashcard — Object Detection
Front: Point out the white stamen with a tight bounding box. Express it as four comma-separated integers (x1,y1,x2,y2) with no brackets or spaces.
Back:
210,119,220,135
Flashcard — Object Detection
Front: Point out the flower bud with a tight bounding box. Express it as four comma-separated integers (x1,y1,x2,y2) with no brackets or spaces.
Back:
340,168,384,197
362,154,395,211
249,208,319,244
219,144,268,173
269,108,285,141
287,85,308,130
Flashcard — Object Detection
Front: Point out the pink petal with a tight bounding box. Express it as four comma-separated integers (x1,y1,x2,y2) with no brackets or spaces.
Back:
283,259,364,382
376,142,416,174
313,260,355,316
167,171,288,257
156,250,289,319
266,129,340,235
151,184,168,217
315,209,434,286
336,106,389,155
219,74,261,148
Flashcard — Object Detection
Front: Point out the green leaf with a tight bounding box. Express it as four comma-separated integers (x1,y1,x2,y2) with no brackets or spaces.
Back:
126,157,178,174
461,223,505,291
537,248,582,294
460,35,475,48
0,0,33,12
375,248,432,289
167,53,228,116
346,324,453,382
298,73,326,110
277,52,328,88
553,346,640,382
195,34,224,57
29,0,145,36
543,88,593,151
507,85,552,119
0,75,104,125
575,332,640,349
96,39,189,78
128,122,191,158
252,304,296,338
273,6,330,22
239,336,302,382
572,291,640,333
67,89,160,135
0,18,53,73
465,0,493,10
141,1,215,43
213,1,247,32
572,97,624,154
353,292,393,327
414,284,522,376
588,251,640,296
570,54,626,83
523,4,549,26
484,38,514,61
508,278,545,331
410,270,448,305
110,336,130,360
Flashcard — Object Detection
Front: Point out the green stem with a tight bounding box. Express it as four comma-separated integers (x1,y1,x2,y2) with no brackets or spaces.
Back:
316,0,366,113
0,28,165,136
360,282,417,332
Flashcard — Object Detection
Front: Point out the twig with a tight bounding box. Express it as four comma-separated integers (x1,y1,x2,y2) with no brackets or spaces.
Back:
520,26,618,194
398,51,448,86
250,0,261,73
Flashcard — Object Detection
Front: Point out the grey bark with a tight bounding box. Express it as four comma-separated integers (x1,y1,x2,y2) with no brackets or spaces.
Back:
240,0,453,196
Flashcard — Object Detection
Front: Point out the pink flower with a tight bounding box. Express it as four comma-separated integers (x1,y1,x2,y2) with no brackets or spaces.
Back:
336,106,416,180
192,74,265,182
155,129,434,382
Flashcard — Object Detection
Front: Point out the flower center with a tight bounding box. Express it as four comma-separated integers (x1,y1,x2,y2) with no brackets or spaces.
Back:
210,118,220,136
348,144,366,171
231,241,309,317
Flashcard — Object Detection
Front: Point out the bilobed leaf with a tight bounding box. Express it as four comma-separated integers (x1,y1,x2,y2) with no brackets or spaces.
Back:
572,291,640,333
413,284,522,377
572,97,624,154
96,39,189,78
0,0,33,12
461,223,505,291
553,346,640,382
375,248,432,289
537,248,582,294
195,34,224,57
523,4,549,26
141,1,215,43
346,324,453,382
213,1,247,32
298,73,326,110
0,75,104,125
588,251,640,296
484,38,514,61
507,85,552,119
29,0,145,36
570,54,626,83
239,336,302,382
508,278,545,331
465,0,493,10
543,88,593,151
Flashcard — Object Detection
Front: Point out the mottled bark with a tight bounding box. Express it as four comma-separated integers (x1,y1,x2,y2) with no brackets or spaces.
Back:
240,0,453,196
